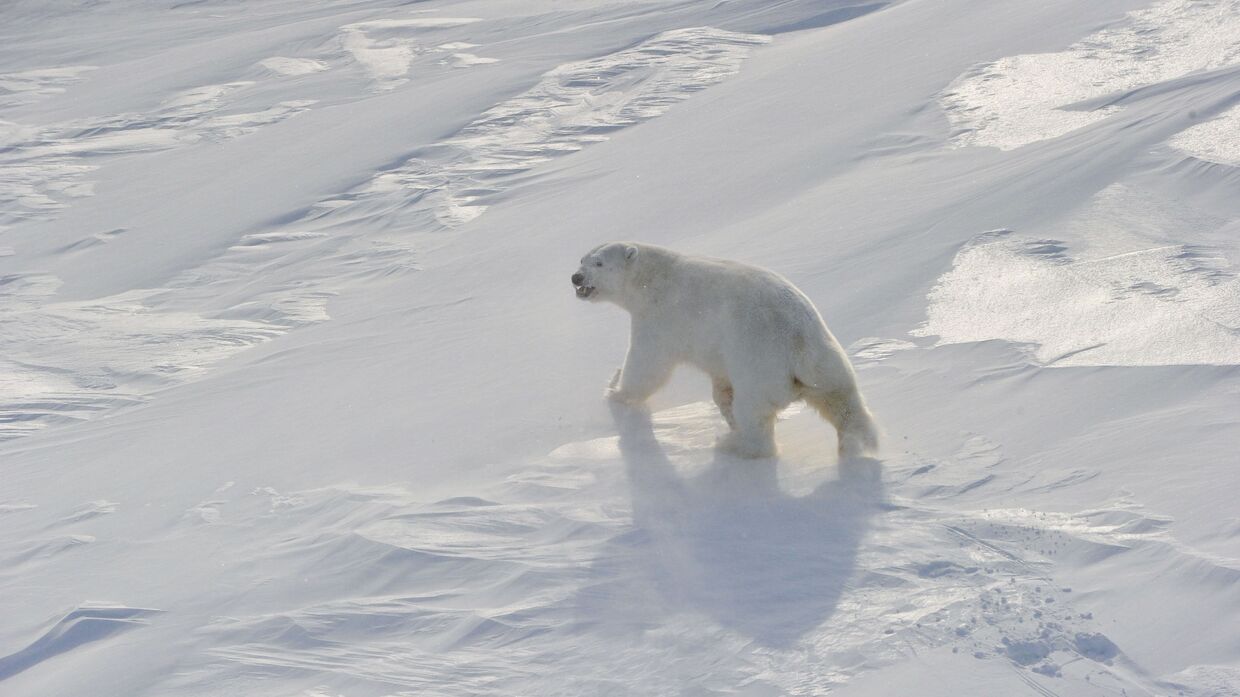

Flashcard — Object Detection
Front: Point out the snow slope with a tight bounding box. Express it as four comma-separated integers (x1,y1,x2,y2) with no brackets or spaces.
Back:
2,0,1239,695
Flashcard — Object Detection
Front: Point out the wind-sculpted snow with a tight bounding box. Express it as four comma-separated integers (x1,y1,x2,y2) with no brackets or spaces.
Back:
0,274,286,440
340,17,485,89
3,2,1239,695
311,27,770,232
0,26,768,441
0,604,162,681
139,402,1199,696
941,0,1240,150
0,66,96,109
915,186,1240,366
1170,103,1240,166
0,81,314,223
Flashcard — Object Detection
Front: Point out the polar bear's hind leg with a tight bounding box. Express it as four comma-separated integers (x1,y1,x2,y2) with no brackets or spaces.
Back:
803,386,879,459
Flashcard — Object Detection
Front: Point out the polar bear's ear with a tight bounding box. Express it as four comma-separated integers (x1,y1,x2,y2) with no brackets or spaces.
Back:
623,245,638,262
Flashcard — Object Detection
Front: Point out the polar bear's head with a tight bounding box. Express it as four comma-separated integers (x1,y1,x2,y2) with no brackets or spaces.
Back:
572,243,638,302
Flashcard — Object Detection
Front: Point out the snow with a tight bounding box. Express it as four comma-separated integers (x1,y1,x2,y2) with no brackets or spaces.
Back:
2,0,1239,696
941,0,1240,151
1172,103,1240,166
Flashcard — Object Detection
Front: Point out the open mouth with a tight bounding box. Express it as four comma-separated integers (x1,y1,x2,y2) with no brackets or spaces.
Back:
574,284,595,299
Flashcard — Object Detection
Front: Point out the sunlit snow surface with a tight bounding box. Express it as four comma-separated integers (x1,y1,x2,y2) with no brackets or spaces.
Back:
2,1,1240,696
942,0,1240,151
1170,103,1240,166
0,23,766,440
916,188,1240,366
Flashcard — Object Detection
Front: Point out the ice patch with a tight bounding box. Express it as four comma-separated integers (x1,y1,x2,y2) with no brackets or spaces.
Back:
942,0,1240,150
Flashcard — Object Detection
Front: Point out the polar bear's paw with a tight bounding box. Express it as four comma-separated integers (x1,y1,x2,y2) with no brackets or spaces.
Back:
715,430,777,459
605,386,640,405
604,369,646,406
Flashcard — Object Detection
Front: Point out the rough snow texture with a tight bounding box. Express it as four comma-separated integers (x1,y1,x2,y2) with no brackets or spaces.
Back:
2,1,1239,696
942,0,1240,151
0,24,766,441
1170,103,1240,166
353,28,769,229
916,185,1240,366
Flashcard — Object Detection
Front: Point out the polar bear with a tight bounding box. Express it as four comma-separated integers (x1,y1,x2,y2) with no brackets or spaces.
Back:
572,242,879,460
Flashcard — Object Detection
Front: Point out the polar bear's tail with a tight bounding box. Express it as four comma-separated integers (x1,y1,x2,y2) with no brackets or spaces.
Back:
800,384,880,460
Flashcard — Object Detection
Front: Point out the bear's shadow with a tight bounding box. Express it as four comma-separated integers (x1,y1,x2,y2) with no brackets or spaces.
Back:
604,402,885,648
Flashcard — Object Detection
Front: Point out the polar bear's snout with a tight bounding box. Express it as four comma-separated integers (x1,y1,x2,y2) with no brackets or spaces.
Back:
571,270,596,299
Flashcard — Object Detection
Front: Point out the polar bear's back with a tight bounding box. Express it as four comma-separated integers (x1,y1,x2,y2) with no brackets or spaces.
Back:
639,248,852,384
673,253,830,334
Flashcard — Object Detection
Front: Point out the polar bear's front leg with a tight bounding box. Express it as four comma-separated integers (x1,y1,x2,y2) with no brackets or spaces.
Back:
717,391,778,458
605,333,674,406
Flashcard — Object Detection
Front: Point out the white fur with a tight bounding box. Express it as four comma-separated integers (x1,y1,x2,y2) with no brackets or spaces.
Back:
573,242,879,459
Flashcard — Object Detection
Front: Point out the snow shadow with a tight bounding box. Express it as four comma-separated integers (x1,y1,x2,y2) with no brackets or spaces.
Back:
0,605,161,681
607,402,884,647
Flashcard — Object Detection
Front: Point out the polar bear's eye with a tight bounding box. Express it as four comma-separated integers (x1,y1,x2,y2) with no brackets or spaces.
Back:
595,261,603,267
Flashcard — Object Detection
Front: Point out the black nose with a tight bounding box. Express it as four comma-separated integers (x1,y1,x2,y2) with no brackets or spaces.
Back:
571,273,584,285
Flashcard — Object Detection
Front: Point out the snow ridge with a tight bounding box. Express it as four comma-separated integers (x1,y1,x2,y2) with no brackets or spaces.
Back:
311,27,771,233
0,27,769,442
0,81,314,224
